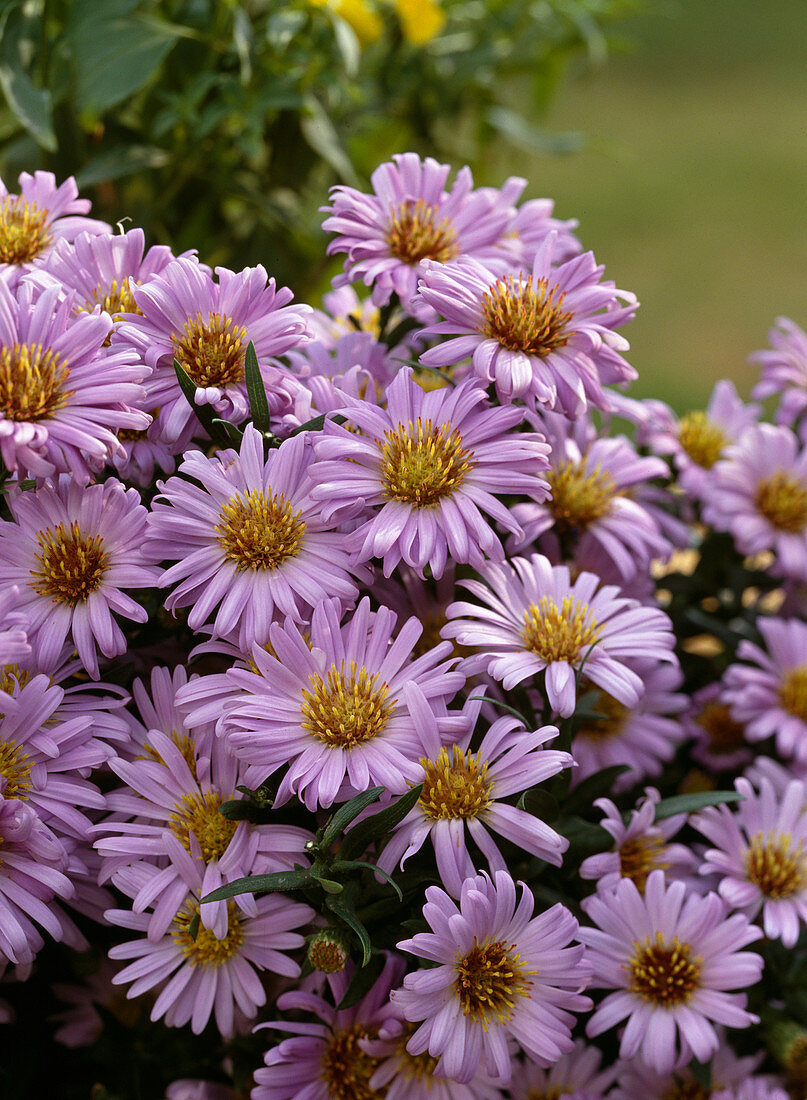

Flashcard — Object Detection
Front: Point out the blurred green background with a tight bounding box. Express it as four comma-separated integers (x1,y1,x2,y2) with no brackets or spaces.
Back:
492,0,807,410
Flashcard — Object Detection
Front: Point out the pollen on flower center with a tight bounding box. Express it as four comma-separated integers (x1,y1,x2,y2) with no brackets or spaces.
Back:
744,831,807,898
0,738,33,799
677,411,728,469
754,470,807,533
87,278,141,320
0,664,34,696
301,661,396,748
385,199,459,266
695,700,746,754
455,938,533,1025
619,835,670,894
480,274,574,357
522,595,602,664
419,745,492,821
660,1083,711,1100
0,342,71,422
780,666,807,721
547,461,617,532
172,899,244,967
575,685,628,741
0,195,51,264
628,934,701,1006
320,1023,379,1100
396,1024,439,1083
172,310,247,388
169,790,237,863
216,489,306,571
379,417,472,507
143,730,197,773
31,521,109,604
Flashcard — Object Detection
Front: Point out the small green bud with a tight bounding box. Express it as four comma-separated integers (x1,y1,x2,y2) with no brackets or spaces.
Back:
307,930,349,974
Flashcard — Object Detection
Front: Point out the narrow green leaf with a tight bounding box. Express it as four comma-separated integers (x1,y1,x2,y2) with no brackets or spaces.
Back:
310,872,343,895
654,790,743,821
517,788,559,821
336,953,385,1010
201,869,314,903
325,896,372,966
467,696,529,727
188,913,200,941
319,787,384,851
340,784,423,861
173,358,231,446
331,860,403,900
0,62,56,151
244,341,272,433
289,413,347,437
211,418,244,446
300,94,359,185
218,799,273,824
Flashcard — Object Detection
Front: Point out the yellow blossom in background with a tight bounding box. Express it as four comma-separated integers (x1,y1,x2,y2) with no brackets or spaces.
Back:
391,0,446,44
311,0,384,45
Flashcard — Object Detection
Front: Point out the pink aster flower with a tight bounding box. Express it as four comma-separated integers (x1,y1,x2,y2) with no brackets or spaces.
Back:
377,689,571,896
611,1039,764,1100
508,410,672,583
0,477,158,679
219,596,466,807
723,616,807,762
508,1039,616,1100
322,153,517,306
415,235,637,417
145,425,365,649
715,1082,790,1100
0,278,147,482
752,316,807,431
579,870,763,1074
107,849,313,1037
118,664,214,762
580,788,696,896
685,682,753,772
165,1083,237,1100
394,869,591,1083
693,776,807,947
443,553,677,717
310,368,551,577
488,188,581,271
0,171,108,275
116,257,309,443
702,423,807,581
0,586,29,666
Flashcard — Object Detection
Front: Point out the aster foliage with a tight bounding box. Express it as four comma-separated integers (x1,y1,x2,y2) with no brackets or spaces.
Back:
1,158,806,1100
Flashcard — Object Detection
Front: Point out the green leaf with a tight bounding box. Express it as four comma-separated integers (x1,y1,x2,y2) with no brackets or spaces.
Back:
289,413,347,437
325,895,372,966
487,106,583,156
319,787,384,851
336,952,385,1010
330,860,403,900
218,798,273,824
201,868,314,903
340,784,423,861
517,788,559,821
187,913,200,941
0,61,56,151
310,870,344,895
653,790,744,821
244,341,272,433
300,94,359,186
173,359,232,446
467,696,529,727
75,144,169,187
562,765,631,815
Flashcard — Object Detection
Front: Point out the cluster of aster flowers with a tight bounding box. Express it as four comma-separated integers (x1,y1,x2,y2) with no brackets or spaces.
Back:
2,159,807,1100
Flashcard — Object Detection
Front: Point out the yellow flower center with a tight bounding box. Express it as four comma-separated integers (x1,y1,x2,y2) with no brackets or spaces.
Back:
677,411,728,469
0,342,71,422
628,934,701,1006
31,522,109,605
780,666,807,722
0,738,33,799
744,831,807,898
301,661,396,749
619,834,670,894
574,685,628,741
216,489,306,571
525,1089,564,1100
0,665,34,696
172,899,244,968
694,700,746,755
395,1023,440,1084
308,934,348,974
0,196,51,264
172,311,247,388
522,595,602,663
455,938,533,1025
87,278,142,321
385,199,459,266
320,1023,381,1100
379,417,472,507
660,1084,711,1100
419,745,492,821
480,274,573,357
142,731,197,773
754,470,807,533
169,790,237,863
547,461,616,532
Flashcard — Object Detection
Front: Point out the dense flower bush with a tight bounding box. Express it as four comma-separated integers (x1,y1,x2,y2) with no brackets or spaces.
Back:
2,158,807,1100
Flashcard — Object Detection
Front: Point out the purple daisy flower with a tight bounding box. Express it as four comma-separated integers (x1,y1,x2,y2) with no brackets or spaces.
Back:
310,368,551,577
611,1039,765,1100
693,776,807,947
0,586,29,667
685,682,753,772
752,316,807,431
394,869,591,1083
219,596,466,807
0,171,108,275
0,279,147,482
579,870,763,1074
118,664,215,763
145,425,365,649
580,788,696,896
377,688,571,896
0,477,158,679
702,423,807,581
508,410,672,583
107,849,313,1037
415,234,637,417
116,257,309,443
322,153,517,307
715,1082,790,1100
166,1082,237,1100
723,616,807,762
443,553,677,717
508,1039,616,1100
486,186,581,272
